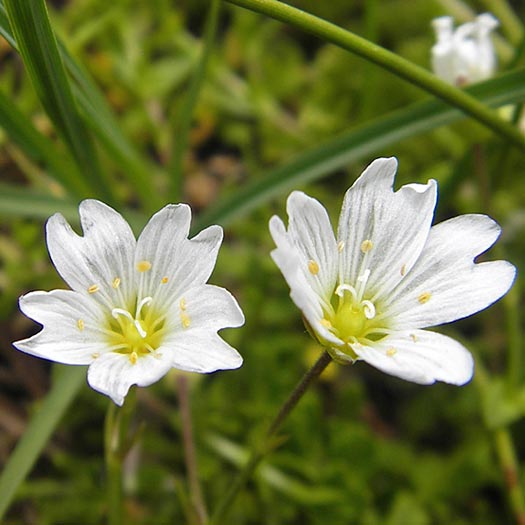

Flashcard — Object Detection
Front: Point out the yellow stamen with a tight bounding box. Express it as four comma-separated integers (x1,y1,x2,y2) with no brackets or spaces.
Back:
418,292,432,304
129,351,138,364
410,333,418,342
112,277,121,289
400,264,406,276
137,260,152,272
77,319,85,331
360,239,373,253
88,284,99,294
92,352,100,359
320,318,332,328
161,276,169,284
180,312,191,328
386,347,397,357
337,241,345,253
308,260,319,275
179,298,187,311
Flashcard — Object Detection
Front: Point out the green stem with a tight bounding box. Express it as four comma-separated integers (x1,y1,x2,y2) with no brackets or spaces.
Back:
494,428,525,525
209,351,332,525
104,390,137,525
105,402,123,525
223,0,525,151
170,0,221,199
176,375,208,524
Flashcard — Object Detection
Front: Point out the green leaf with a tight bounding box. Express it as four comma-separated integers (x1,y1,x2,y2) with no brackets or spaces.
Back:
0,182,147,232
0,365,86,521
195,68,525,231
0,1,162,211
3,0,113,201
0,88,86,193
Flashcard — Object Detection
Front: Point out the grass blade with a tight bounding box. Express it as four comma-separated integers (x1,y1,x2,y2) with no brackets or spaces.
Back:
0,1,162,211
0,366,86,521
195,68,525,231
3,0,113,201
0,88,89,194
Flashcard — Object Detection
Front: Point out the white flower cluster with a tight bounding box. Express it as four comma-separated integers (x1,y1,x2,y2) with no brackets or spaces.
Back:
14,158,515,402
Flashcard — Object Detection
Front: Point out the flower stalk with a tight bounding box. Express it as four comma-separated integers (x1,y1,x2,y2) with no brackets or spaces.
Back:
209,351,332,525
176,375,208,524
104,389,136,525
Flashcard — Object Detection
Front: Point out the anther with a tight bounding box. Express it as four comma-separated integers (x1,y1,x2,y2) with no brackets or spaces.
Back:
386,347,397,357
400,264,406,276
360,239,373,253
91,352,100,359
88,284,99,294
410,333,418,342
308,260,319,275
77,319,85,331
320,318,332,328
129,351,138,365
112,277,121,289
161,276,169,284
337,241,345,253
137,260,152,272
180,312,191,328
179,298,187,311
418,292,432,304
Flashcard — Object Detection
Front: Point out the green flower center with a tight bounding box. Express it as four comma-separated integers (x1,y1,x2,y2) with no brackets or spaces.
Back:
107,297,166,363
319,270,387,359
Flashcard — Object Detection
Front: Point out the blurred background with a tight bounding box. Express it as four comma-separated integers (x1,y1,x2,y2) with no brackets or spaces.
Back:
1,0,525,523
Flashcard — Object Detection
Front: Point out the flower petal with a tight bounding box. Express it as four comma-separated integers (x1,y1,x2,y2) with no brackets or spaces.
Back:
87,351,174,406
281,191,338,300
337,157,437,300
14,290,107,364
134,204,223,308
46,200,136,306
352,329,474,385
381,214,516,329
270,211,341,344
167,332,243,373
161,284,244,373
168,284,244,332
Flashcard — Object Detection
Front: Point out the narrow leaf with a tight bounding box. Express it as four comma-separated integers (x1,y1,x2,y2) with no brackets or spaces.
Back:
195,68,525,231
3,0,113,201
0,366,86,520
0,88,88,194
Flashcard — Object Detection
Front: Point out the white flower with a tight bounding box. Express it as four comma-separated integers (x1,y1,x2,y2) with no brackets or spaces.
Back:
14,200,244,405
431,13,498,86
269,158,515,385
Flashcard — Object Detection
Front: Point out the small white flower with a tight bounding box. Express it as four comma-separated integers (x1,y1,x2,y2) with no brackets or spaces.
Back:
14,200,244,405
269,158,515,385
431,13,498,86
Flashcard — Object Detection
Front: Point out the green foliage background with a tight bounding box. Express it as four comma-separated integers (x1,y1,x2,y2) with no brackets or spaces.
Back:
0,0,525,523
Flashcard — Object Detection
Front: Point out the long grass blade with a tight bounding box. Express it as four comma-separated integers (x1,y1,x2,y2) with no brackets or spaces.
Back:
0,366,86,521
3,0,113,201
0,89,88,194
0,1,162,211
195,68,525,231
